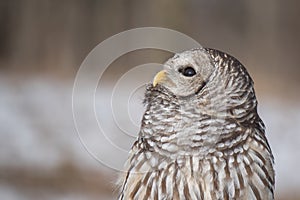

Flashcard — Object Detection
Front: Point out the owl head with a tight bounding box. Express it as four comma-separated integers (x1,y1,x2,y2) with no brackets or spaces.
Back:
153,48,215,97
151,48,257,121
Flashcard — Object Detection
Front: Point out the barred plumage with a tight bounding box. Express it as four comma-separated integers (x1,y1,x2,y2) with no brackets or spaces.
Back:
118,48,275,200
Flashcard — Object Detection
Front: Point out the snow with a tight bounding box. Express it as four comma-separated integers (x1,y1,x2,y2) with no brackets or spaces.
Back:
0,74,299,198
259,99,300,194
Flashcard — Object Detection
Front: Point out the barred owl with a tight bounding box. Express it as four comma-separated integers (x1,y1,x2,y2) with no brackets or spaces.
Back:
118,48,275,200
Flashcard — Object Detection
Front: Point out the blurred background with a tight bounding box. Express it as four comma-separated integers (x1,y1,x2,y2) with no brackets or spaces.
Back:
1,0,300,199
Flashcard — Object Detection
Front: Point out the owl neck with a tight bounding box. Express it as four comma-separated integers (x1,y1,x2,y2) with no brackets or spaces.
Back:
139,84,264,159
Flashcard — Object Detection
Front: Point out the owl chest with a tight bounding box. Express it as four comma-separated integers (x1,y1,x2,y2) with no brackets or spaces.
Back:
124,156,226,199
122,150,273,200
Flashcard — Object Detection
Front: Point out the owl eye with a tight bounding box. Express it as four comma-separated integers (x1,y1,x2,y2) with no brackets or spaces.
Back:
179,66,196,77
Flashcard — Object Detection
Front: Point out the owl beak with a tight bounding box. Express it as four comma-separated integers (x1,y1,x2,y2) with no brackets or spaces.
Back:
153,70,167,87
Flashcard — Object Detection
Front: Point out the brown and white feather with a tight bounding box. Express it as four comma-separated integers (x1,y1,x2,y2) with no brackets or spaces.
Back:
118,48,275,200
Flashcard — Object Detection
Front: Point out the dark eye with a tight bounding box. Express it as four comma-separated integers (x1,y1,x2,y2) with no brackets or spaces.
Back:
179,66,196,77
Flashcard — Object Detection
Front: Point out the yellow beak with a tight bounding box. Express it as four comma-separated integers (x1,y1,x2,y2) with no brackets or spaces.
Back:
153,70,167,87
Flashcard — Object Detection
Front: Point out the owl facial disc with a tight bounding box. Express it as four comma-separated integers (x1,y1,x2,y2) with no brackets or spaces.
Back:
152,49,214,97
